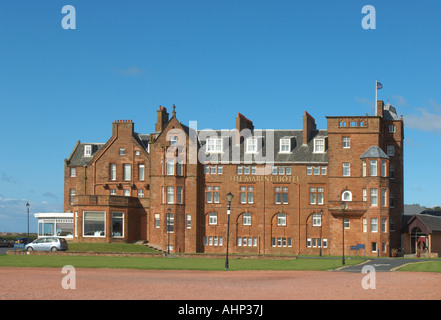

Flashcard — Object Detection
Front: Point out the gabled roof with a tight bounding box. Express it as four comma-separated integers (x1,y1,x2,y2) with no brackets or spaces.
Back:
404,212,441,234
360,146,389,159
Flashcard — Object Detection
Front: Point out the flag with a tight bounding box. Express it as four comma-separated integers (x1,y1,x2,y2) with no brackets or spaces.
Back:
377,81,383,90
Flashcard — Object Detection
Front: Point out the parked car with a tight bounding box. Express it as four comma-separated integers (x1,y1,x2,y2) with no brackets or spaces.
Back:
14,237,32,245
25,237,68,252
0,237,13,247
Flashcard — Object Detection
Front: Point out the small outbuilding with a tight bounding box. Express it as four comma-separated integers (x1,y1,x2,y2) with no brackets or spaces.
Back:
402,211,441,257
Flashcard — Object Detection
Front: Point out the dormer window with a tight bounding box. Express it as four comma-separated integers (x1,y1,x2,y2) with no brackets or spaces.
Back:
206,138,222,153
314,138,325,153
279,139,290,153
84,145,92,157
246,138,257,153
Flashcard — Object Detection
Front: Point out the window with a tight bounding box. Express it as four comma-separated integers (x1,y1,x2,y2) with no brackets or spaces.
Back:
166,160,174,175
363,218,367,232
341,190,352,202
362,188,367,202
389,124,396,133
381,189,387,207
70,167,76,177
381,218,387,233
242,213,252,226
69,188,76,205
154,214,160,228
272,237,292,247
206,138,222,153
166,212,174,233
343,163,350,177
344,218,350,229
84,145,92,157
110,164,116,181
312,214,322,227
371,242,377,252
177,186,183,204
371,218,378,233
119,148,125,155
208,212,217,225
123,164,131,181
83,211,105,237
166,186,174,204
275,186,288,204
138,189,144,198
110,189,116,196
237,165,243,174
306,166,312,175
280,139,290,153
370,188,378,207
390,165,395,178
310,187,324,205
362,161,366,177
277,213,286,226
124,189,130,197
169,136,178,146
314,139,325,153
381,160,387,177
390,192,395,208
313,166,320,175
186,214,191,229
370,160,377,176
240,186,254,204
177,161,184,176
387,145,395,156
139,164,145,181
342,137,350,148
246,138,257,153
112,212,124,237
206,186,220,203
321,167,327,175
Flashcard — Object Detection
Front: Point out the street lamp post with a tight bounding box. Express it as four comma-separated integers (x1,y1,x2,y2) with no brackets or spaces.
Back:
225,192,234,270
319,209,323,257
167,207,171,255
340,202,347,265
26,202,30,239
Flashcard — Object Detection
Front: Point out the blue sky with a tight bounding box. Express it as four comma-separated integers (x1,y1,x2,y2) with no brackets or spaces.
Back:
1,0,440,232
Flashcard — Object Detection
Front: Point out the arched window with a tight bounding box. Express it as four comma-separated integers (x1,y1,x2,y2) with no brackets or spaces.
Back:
277,213,286,226
341,190,352,201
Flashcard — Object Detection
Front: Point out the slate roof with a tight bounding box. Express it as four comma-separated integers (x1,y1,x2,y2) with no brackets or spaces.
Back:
197,129,328,164
383,103,400,121
360,146,389,159
66,142,105,167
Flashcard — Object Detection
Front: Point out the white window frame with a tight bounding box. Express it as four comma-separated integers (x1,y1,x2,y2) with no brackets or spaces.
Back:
370,188,378,207
342,136,350,149
342,163,351,177
123,164,131,181
279,139,291,153
206,138,222,153
208,212,217,225
246,138,258,153
341,190,352,202
84,145,92,157
138,164,145,181
312,213,322,227
277,213,286,226
242,213,252,226
314,138,325,153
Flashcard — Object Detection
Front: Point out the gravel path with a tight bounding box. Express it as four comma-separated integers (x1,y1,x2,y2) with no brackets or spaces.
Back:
1,267,440,300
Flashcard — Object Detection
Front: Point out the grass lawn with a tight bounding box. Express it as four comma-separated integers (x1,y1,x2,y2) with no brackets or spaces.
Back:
398,260,441,273
0,254,365,271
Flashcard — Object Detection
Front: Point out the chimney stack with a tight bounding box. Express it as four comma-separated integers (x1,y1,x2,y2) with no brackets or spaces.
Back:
303,111,316,145
236,113,254,144
155,105,169,133
376,100,384,118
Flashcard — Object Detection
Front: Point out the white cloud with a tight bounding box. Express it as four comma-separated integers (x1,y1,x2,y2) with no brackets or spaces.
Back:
404,106,441,133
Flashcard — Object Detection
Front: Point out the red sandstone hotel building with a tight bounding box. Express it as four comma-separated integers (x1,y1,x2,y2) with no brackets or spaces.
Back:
64,101,404,257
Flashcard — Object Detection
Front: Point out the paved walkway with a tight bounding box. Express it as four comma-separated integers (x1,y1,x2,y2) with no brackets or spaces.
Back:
336,258,427,272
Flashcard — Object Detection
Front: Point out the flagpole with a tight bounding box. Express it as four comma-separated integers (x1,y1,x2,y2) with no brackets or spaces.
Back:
375,79,378,116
